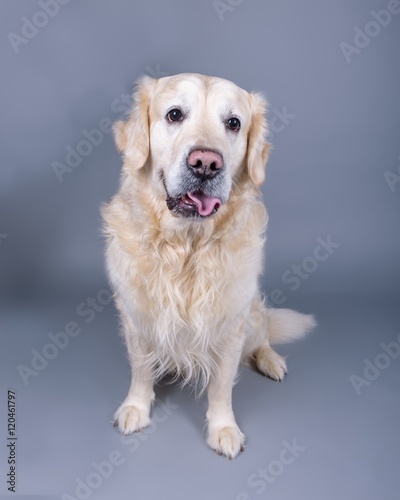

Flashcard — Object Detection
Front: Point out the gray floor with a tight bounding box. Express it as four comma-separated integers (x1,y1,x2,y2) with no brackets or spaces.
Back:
1,291,399,499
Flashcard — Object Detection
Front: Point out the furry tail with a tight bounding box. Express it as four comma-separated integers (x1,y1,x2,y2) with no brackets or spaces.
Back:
267,308,317,345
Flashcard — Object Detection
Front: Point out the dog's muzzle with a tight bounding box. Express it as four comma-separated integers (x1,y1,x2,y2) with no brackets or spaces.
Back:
161,148,225,219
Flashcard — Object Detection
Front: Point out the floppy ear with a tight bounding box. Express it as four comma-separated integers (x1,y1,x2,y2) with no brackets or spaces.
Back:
246,92,270,186
113,75,155,170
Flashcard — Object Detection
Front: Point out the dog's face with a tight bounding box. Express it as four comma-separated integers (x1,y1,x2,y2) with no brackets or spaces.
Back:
114,73,270,220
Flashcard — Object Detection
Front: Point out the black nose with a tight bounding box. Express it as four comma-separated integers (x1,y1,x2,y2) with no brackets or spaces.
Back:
187,149,224,179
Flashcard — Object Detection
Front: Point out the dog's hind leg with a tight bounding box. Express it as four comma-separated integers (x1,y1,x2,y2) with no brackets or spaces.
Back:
244,295,316,381
254,341,288,381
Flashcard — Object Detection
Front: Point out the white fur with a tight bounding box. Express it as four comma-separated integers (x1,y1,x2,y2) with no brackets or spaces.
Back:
102,73,316,459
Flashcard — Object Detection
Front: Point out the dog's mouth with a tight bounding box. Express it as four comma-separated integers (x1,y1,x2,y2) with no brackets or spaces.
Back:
161,170,222,219
166,190,221,219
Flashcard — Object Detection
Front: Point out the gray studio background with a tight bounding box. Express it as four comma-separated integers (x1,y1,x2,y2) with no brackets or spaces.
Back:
0,1,399,499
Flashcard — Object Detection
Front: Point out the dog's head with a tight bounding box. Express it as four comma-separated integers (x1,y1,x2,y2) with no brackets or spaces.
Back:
114,73,270,220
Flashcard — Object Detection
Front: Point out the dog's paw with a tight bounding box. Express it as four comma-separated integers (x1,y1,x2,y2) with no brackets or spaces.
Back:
255,346,287,381
207,425,245,459
114,404,151,435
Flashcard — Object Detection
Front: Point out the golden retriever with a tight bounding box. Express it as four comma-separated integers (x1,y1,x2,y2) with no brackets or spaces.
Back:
102,73,315,459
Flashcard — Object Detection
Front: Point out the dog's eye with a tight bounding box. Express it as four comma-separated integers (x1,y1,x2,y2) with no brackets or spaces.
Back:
226,117,241,132
166,108,183,123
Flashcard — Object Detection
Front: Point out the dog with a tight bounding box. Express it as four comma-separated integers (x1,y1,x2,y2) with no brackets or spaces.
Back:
102,73,315,459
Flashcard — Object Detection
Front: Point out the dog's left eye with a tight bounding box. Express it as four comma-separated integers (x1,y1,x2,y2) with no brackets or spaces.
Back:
226,117,241,132
166,108,183,122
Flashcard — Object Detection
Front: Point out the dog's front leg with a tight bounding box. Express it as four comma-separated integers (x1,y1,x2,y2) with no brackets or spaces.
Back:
114,303,155,435
206,323,245,459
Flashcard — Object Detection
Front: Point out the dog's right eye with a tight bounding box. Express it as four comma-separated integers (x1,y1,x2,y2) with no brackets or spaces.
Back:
166,108,183,123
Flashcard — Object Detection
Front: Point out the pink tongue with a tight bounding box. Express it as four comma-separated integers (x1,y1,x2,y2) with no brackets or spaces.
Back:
187,192,221,216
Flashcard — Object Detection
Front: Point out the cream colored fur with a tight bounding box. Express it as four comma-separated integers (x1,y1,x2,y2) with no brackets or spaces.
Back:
102,73,315,459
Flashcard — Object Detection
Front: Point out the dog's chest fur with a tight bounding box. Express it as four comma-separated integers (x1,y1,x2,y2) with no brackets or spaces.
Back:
104,190,266,381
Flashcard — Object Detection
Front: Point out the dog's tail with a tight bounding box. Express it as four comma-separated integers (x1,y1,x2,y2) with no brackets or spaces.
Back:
267,308,316,345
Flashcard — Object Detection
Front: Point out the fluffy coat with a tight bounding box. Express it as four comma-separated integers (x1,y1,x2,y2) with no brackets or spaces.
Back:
102,73,315,459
